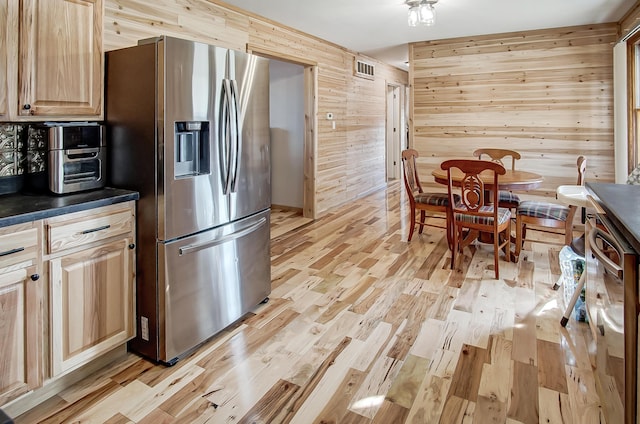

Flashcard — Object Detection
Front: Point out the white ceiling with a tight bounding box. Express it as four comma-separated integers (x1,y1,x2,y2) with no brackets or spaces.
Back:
222,0,636,69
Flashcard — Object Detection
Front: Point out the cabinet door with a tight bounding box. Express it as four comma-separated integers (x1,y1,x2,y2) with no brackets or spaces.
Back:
0,265,42,405
49,237,134,377
18,0,103,118
0,0,17,119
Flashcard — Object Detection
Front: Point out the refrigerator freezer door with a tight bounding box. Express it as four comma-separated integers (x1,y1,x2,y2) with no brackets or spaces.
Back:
228,51,271,222
159,209,271,363
160,37,230,241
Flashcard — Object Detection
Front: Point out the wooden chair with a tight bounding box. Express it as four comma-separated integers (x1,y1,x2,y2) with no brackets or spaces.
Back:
472,148,522,209
514,156,587,260
441,159,511,279
402,149,458,246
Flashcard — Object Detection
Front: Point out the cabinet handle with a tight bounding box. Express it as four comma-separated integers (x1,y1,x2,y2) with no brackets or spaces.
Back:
0,247,25,257
81,224,111,234
23,103,31,110
30,274,40,281
128,243,135,250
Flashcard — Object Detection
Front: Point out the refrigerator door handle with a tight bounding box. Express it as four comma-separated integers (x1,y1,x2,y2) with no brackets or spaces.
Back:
178,217,267,256
220,79,234,195
229,79,241,193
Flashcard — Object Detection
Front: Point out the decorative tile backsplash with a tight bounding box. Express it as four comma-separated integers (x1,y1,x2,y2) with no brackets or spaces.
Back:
26,126,47,173
0,124,25,177
0,123,49,195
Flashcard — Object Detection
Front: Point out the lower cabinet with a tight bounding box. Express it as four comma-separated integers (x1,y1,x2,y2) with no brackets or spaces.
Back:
0,265,42,406
0,200,136,408
48,237,135,377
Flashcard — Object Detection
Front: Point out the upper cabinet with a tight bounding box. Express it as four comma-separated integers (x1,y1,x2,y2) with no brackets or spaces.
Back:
0,0,15,120
1,0,103,120
18,0,103,119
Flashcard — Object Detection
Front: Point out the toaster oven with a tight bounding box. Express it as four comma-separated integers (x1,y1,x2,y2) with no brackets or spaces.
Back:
47,124,106,194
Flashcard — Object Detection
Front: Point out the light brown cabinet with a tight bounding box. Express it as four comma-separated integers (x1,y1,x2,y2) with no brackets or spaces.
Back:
1,0,103,120
45,201,136,377
0,0,14,119
0,223,43,406
49,237,135,376
0,201,135,408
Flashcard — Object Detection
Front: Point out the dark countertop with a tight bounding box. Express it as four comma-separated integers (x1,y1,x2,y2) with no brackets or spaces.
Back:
0,187,139,228
586,182,640,253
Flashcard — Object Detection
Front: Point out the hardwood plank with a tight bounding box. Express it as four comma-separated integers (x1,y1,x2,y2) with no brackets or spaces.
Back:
537,339,569,393
237,379,301,424
370,400,409,423
439,395,474,424
538,387,573,424
312,368,366,424
447,343,491,402
507,361,539,424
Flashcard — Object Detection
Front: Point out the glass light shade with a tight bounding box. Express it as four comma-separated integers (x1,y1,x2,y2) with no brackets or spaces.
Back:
419,3,435,26
407,6,419,27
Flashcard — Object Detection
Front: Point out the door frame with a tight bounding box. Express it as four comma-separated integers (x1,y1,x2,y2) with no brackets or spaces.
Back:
246,45,318,219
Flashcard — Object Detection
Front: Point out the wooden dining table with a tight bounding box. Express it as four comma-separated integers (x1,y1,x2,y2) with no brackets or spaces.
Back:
431,168,544,191
431,166,544,262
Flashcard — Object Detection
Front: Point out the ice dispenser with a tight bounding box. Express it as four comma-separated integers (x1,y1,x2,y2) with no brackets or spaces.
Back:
174,121,210,177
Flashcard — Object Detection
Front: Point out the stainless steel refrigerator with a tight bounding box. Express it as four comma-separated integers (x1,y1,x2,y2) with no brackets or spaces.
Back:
106,36,271,364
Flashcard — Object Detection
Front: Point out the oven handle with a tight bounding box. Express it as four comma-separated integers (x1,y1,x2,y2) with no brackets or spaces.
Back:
588,226,623,279
65,148,100,160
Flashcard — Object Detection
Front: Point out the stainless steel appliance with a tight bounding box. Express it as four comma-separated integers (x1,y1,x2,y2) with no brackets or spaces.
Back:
106,36,271,364
47,123,106,194
586,196,638,424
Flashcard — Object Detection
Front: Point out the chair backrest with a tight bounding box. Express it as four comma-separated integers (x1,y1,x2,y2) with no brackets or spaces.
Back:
441,159,506,224
473,148,521,171
576,156,587,185
402,149,423,198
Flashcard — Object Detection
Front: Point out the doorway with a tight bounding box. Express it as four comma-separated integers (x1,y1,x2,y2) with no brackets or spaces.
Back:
250,45,318,220
270,60,305,210
386,84,404,181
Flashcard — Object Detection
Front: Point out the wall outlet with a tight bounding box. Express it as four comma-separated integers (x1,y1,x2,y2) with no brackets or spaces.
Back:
141,316,149,341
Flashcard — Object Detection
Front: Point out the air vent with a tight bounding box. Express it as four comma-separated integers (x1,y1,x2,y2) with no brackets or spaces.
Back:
354,59,375,80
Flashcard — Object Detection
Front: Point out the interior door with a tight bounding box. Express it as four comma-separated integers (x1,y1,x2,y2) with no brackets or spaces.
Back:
386,85,401,181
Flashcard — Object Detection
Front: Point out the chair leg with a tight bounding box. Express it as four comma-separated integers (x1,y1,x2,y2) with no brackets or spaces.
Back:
408,208,416,242
505,225,511,266
564,220,573,246
514,214,524,261
451,223,458,270
445,209,454,250
419,210,426,234
494,230,500,280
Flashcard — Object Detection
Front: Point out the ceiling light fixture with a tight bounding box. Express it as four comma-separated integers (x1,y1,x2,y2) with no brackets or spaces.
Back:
406,0,438,27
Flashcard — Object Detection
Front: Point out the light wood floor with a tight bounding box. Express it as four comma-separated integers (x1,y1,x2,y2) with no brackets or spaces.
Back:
15,181,599,424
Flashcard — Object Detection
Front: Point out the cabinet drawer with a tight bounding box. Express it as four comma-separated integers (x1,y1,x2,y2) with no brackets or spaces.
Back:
47,208,134,254
0,224,40,271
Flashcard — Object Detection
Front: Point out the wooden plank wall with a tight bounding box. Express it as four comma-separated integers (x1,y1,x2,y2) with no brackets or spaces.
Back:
409,24,617,199
103,0,408,217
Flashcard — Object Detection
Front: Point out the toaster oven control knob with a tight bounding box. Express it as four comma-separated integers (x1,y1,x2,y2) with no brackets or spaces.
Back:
128,243,136,250
30,274,40,281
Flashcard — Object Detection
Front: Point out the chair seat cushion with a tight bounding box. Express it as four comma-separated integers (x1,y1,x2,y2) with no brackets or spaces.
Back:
415,192,460,207
498,190,520,207
517,201,569,221
455,206,511,226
